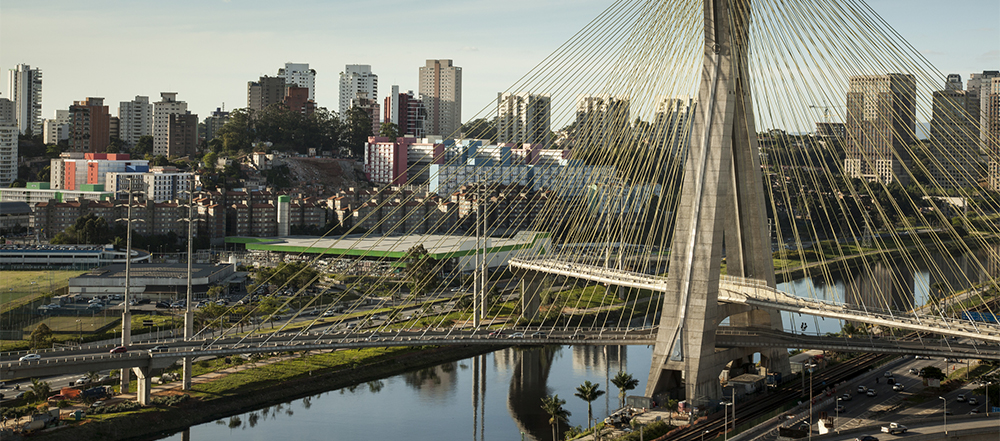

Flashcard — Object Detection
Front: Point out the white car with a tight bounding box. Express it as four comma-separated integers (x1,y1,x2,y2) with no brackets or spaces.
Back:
18,353,41,362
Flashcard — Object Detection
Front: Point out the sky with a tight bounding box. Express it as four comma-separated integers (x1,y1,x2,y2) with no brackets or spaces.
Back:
1,0,997,127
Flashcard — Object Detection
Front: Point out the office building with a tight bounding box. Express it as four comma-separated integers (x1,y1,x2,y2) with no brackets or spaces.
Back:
384,86,425,137
277,62,316,101
247,76,285,112
419,60,462,137
497,92,551,145
843,73,916,185
68,98,111,153
118,96,153,148
7,64,42,135
339,65,378,117
929,74,980,189
153,93,188,157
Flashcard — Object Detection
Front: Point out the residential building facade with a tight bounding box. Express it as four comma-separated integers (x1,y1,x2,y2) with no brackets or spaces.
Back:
68,97,111,153
929,74,981,189
247,76,285,112
419,60,462,137
153,93,188,157
497,92,551,145
277,62,316,101
118,96,153,148
844,73,916,185
7,64,42,135
339,65,378,117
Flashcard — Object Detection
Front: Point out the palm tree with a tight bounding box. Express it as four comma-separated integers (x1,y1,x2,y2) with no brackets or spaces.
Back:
611,371,639,408
575,381,606,431
85,370,100,384
541,394,571,441
29,378,51,401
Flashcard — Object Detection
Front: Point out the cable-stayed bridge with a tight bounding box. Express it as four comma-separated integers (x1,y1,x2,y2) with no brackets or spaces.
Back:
5,0,1000,416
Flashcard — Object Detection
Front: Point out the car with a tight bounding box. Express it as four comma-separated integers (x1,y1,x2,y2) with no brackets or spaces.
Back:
74,377,89,386
908,368,919,375
892,383,904,391
855,435,879,441
969,397,978,405
87,303,104,310
970,409,980,414
91,400,105,408
841,393,852,401
883,371,893,377
155,301,170,309
14,391,25,400
835,405,847,412
867,389,877,397
18,353,40,362
529,332,548,339
366,334,381,341
857,385,868,393
148,345,168,353
322,310,336,317
957,394,966,402
110,346,128,354
886,377,895,385
510,332,525,339
488,331,504,338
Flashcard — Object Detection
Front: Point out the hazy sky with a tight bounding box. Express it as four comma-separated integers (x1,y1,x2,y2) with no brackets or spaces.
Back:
1,0,997,126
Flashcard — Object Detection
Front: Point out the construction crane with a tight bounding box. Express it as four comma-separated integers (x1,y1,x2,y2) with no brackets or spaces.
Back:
809,104,846,122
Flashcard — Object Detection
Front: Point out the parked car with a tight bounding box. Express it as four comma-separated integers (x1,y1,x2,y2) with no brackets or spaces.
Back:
110,346,128,354
18,354,41,362
91,400,105,408
155,301,170,309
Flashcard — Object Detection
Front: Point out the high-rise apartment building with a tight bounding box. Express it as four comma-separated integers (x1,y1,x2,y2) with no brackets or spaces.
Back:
384,86,425,138
419,60,462,137
118,96,153,148
277,62,316,101
985,78,1000,191
929,74,980,189
43,109,70,145
167,113,198,157
497,92,551,145
339,65,378,117
0,98,14,125
6,64,42,135
203,108,230,143
284,86,316,116
350,94,380,136
575,94,630,149
968,70,1000,153
247,76,286,112
68,98,111,153
0,124,16,185
153,93,188,157
844,73,916,185
653,95,696,158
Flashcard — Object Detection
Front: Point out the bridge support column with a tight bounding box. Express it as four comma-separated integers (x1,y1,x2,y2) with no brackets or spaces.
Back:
518,271,541,323
132,366,152,406
647,0,788,408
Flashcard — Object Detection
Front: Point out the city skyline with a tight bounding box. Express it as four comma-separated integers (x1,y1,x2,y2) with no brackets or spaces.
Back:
1,0,997,131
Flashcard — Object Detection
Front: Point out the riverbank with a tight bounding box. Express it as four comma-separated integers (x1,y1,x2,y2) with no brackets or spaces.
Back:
26,344,498,441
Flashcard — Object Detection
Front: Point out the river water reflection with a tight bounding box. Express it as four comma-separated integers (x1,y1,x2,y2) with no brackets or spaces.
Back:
157,345,652,441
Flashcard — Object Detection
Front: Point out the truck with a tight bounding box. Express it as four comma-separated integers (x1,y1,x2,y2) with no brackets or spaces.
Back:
82,386,108,400
881,423,908,434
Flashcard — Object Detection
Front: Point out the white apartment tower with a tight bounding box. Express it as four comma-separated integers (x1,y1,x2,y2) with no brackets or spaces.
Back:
119,96,153,148
153,92,188,157
0,124,16,185
419,59,462,137
43,109,70,145
277,63,316,101
7,64,43,135
339,65,378,117
497,92,551,145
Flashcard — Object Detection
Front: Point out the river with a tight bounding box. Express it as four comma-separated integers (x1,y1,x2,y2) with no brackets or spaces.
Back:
157,345,651,441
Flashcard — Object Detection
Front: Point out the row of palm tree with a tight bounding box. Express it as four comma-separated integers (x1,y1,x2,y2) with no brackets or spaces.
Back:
541,371,641,441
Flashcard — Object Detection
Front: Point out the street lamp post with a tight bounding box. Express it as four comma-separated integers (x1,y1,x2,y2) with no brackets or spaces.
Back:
808,368,814,441
179,182,202,391
939,396,947,435
721,401,733,441
835,397,842,434
702,430,710,441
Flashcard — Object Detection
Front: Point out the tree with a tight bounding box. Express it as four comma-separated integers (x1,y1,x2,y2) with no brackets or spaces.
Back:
611,371,640,408
106,137,124,153
86,370,100,383
379,122,400,140
29,378,51,401
203,152,218,171
133,135,153,157
575,381,605,431
404,244,439,297
541,394,571,441
460,118,497,141
29,323,53,349
920,366,946,381
343,106,373,157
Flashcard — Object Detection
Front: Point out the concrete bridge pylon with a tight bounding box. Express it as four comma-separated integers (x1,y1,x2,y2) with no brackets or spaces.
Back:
646,0,790,408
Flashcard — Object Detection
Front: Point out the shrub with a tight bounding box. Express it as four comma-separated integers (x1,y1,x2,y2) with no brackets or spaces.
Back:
151,394,190,407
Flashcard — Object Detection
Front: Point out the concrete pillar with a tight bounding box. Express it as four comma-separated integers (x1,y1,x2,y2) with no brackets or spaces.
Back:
132,366,151,406
519,275,541,322
120,310,132,393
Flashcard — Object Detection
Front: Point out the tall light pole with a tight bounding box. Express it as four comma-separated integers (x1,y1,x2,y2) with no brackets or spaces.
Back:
835,397,842,434
178,181,201,391
721,401,733,441
115,175,142,393
808,368,814,441
939,396,947,435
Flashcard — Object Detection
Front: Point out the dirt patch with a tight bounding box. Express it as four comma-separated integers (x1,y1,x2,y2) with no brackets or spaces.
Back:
279,158,369,195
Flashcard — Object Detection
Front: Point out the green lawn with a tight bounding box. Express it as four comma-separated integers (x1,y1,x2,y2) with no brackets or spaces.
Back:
24,315,118,333
0,270,86,313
